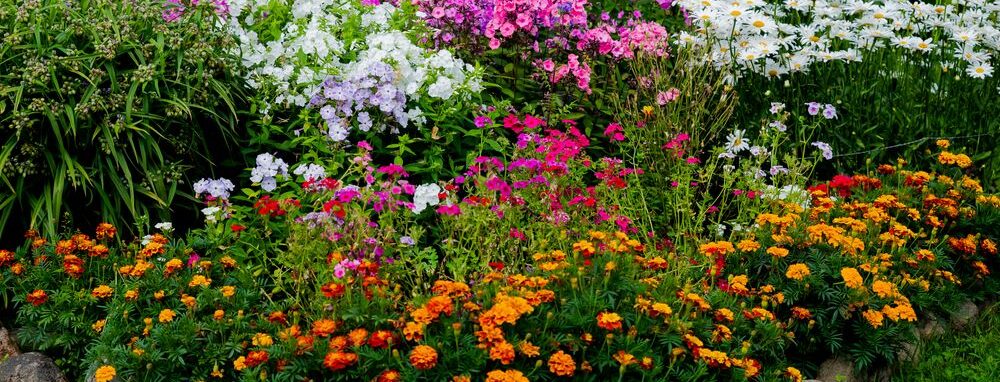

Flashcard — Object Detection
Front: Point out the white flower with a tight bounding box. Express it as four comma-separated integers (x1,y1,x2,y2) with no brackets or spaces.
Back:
412,183,442,213
154,222,173,232
725,129,750,153
202,206,222,224
967,61,994,79
294,163,327,182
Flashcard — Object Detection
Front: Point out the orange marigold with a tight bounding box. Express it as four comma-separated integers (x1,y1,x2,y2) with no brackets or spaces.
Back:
94,365,116,382
489,341,516,365
785,263,810,280
409,345,439,370
841,267,864,289
547,350,576,377
91,285,113,299
312,319,338,337
323,351,358,371
596,312,623,331
158,309,176,323
485,369,529,382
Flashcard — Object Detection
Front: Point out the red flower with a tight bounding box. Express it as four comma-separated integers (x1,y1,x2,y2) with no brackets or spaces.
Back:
27,289,48,306
488,262,505,271
230,224,245,232
244,350,269,367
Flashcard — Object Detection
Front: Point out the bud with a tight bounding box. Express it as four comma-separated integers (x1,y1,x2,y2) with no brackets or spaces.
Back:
535,360,543,369
392,349,400,360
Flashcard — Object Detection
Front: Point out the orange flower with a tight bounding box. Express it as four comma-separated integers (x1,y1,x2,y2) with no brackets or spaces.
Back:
699,241,735,256
840,267,864,289
188,274,212,288
377,370,403,382
323,351,358,371
613,350,637,366
368,330,395,349
321,282,346,298
96,223,117,240
244,350,269,367
786,366,803,382
91,285,113,299
94,365,116,382
871,280,896,298
485,369,529,382
596,312,623,331
409,345,439,370
489,341,516,365
158,309,176,323
547,350,576,377
63,254,85,278
791,307,812,320
766,246,789,258
518,341,540,358
312,319,338,337
863,310,884,328
252,333,274,347
348,328,368,347
785,263,810,280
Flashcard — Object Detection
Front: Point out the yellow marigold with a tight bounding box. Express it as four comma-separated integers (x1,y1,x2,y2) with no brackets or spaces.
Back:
92,285,113,299
409,345,438,370
252,333,273,347
547,350,576,377
936,139,950,148
92,319,106,333
220,256,237,268
213,309,225,320
766,246,789,258
452,376,471,382
596,312,623,331
158,309,176,323
124,289,139,300
863,310,884,328
221,285,236,298
188,274,212,288
94,365,116,382
786,366,803,382
841,267,864,289
233,356,247,371
736,239,760,252
785,263,811,280
871,280,896,298
651,303,673,319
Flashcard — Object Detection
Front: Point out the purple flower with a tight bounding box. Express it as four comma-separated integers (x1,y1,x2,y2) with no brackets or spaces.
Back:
822,104,838,119
811,141,833,160
806,102,822,116
474,115,493,128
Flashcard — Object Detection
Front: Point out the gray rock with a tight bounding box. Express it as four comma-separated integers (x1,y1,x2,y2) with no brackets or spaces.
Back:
950,300,979,329
919,316,947,339
0,352,68,382
0,328,18,361
816,356,857,382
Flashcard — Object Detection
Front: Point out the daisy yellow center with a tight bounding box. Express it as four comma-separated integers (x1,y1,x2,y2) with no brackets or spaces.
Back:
976,67,985,74
753,20,765,28
730,10,742,16
809,35,820,42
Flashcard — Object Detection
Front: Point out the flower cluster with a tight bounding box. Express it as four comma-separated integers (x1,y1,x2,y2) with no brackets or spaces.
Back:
225,0,481,114
676,0,1000,79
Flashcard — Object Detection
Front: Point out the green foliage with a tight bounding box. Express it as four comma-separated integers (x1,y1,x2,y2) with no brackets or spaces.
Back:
0,0,245,239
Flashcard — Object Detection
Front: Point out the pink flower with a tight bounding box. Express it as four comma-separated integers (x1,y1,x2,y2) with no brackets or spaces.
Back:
437,204,462,216
541,59,555,72
685,157,701,164
474,115,493,128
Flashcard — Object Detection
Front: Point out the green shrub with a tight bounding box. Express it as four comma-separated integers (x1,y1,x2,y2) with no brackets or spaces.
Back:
0,0,245,239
